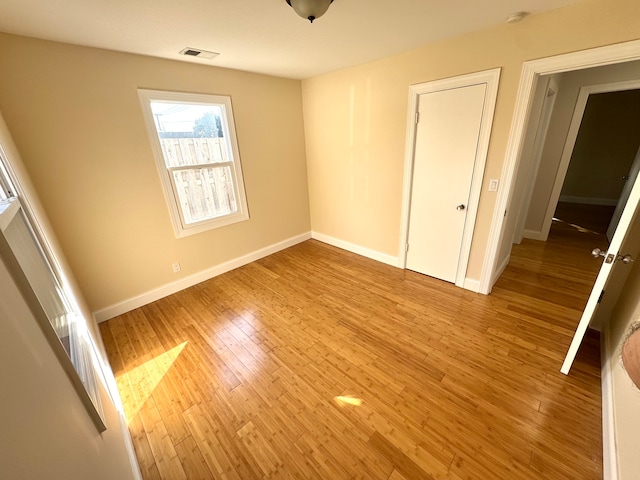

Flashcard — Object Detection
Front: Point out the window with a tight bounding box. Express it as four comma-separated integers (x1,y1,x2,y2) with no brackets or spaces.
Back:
138,90,249,237
0,146,105,431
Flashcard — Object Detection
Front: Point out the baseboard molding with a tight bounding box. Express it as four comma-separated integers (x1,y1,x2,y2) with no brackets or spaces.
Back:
93,232,312,322
522,229,547,241
463,278,481,293
601,324,618,480
119,405,143,480
311,231,399,267
491,254,511,287
559,195,618,206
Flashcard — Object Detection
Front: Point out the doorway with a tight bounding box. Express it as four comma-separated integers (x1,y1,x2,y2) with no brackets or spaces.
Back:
487,45,640,377
510,76,640,331
508,86,640,335
554,89,640,242
522,80,640,245
483,43,640,294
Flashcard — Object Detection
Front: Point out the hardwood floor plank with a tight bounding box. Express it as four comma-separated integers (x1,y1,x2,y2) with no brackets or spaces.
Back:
368,431,439,480
181,404,248,480
174,435,214,480
137,399,187,480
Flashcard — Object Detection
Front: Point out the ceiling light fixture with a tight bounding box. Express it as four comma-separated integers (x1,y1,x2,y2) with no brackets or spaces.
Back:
286,0,334,23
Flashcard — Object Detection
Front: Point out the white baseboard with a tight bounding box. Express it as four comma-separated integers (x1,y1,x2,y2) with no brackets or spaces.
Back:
491,254,511,287
601,323,619,480
311,231,399,267
119,406,143,480
93,232,312,322
522,229,548,241
463,277,481,293
559,195,618,206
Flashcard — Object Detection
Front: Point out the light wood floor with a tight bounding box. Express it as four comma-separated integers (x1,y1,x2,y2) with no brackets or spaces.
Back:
100,230,603,479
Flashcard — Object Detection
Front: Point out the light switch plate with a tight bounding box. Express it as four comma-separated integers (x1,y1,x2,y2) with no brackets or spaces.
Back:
489,179,499,192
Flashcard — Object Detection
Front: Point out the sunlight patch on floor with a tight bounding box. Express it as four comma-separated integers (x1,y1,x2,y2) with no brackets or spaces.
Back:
553,216,599,234
117,341,188,423
334,395,363,407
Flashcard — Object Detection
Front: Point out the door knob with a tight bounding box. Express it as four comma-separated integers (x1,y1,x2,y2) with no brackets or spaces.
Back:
456,204,466,211
618,254,634,264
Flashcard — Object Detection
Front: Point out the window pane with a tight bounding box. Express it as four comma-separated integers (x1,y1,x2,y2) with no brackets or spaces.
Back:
172,166,237,224
150,102,230,167
159,137,229,167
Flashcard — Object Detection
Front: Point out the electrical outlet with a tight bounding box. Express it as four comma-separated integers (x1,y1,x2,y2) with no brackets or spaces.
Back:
172,262,181,273
488,179,499,192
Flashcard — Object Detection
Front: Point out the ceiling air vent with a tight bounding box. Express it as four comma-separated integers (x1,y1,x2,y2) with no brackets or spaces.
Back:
179,47,219,60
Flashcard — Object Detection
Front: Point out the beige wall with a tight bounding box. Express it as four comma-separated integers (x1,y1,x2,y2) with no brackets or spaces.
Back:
0,111,137,478
605,251,640,478
0,33,310,312
0,254,136,479
302,0,640,281
525,61,640,233
561,90,640,201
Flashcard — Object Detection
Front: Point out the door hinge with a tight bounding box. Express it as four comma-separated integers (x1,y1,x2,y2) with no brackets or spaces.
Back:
405,243,410,253
415,112,420,124
598,290,605,304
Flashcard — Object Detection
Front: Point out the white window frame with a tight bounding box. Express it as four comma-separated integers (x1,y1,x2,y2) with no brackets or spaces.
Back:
138,89,249,238
0,147,106,431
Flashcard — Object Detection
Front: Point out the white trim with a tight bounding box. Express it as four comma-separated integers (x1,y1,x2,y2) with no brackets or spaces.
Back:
539,79,640,241
463,277,481,293
559,195,619,206
93,232,311,322
399,68,501,289
311,231,399,267
601,322,619,480
119,409,143,480
481,38,640,295
514,76,558,244
492,254,510,286
522,229,547,241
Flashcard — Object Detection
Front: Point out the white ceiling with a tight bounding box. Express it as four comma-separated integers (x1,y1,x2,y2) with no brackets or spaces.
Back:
0,0,583,79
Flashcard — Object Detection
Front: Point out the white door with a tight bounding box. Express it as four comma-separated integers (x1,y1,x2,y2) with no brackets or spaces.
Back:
406,84,487,283
561,172,640,374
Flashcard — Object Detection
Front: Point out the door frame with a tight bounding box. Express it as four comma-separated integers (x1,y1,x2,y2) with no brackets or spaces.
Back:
481,38,640,295
398,68,500,290
513,76,559,244
536,79,640,242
